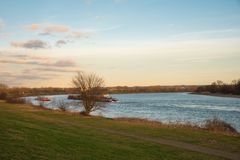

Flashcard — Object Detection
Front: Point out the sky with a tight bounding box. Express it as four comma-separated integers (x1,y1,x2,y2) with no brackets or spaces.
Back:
0,0,240,87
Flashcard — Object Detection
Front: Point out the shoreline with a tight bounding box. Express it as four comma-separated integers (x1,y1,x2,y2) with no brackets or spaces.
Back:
2,100,239,135
191,92,240,99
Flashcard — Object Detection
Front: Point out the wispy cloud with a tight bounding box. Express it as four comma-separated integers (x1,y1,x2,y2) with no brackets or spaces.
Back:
25,23,70,35
0,71,57,86
0,50,78,86
11,39,49,49
24,23,95,47
0,51,50,60
53,59,76,67
0,59,76,67
25,23,93,38
33,67,78,73
0,51,76,67
55,40,67,47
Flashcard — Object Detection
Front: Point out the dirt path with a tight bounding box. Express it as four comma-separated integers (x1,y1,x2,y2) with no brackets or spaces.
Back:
98,128,240,160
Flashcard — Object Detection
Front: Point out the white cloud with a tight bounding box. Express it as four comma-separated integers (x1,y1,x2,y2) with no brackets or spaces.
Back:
25,23,70,35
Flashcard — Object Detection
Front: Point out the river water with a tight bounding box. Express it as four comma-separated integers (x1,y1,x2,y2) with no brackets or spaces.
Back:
24,92,240,131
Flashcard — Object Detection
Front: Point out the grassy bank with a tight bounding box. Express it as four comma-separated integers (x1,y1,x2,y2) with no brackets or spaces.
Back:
0,101,240,160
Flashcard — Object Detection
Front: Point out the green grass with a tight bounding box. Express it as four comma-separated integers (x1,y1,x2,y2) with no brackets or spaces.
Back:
0,101,239,160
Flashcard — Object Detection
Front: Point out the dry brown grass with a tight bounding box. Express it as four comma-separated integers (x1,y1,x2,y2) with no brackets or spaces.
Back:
114,117,200,129
113,117,239,135
204,117,238,135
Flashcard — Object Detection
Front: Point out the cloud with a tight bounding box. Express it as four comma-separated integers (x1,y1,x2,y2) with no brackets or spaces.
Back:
0,59,49,66
0,51,78,87
0,50,76,67
55,40,67,47
11,40,49,49
0,71,56,86
26,23,41,30
25,23,94,39
24,23,94,46
25,23,70,35
42,24,69,34
0,51,50,60
53,59,76,67
0,58,76,68
33,67,77,73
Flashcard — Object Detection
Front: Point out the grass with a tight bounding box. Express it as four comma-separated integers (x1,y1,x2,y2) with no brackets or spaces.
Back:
0,101,240,160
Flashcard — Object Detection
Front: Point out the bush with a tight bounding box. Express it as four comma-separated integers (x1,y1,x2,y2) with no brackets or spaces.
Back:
0,92,7,100
204,118,237,134
54,99,68,111
6,97,25,104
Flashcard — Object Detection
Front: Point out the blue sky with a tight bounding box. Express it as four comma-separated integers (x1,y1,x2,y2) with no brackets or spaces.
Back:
0,0,240,87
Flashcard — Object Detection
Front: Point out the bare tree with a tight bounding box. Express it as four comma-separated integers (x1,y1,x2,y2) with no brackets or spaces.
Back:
72,71,105,115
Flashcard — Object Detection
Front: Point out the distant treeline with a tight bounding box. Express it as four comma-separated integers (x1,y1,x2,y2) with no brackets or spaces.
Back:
0,86,78,100
196,79,240,95
1,79,239,100
0,84,199,100
107,85,198,94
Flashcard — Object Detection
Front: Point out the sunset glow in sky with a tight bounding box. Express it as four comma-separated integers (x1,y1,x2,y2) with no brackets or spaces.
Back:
0,0,240,87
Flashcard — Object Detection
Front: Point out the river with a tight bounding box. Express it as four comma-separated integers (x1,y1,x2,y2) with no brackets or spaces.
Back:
24,92,240,131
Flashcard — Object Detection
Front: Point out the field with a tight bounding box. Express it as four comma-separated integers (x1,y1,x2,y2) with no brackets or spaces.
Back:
0,100,240,160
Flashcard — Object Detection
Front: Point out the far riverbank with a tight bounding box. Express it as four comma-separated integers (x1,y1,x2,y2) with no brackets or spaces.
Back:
191,92,240,99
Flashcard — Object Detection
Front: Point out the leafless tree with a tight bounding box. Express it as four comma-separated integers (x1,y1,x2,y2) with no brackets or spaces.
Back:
72,71,105,115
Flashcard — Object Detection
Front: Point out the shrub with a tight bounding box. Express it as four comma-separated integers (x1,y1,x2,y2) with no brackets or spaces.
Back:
54,99,68,111
204,117,237,134
6,97,25,104
0,92,7,100
39,101,45,108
